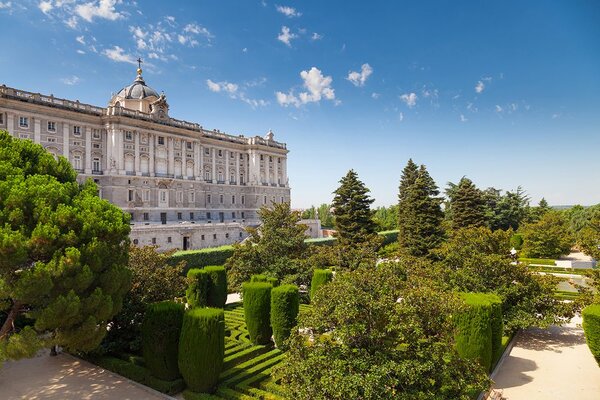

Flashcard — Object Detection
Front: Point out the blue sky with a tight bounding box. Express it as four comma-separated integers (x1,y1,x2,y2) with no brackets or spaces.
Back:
1,1,599,208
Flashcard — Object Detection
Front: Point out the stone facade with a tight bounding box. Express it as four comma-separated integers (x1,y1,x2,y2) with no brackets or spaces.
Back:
0,67,290,251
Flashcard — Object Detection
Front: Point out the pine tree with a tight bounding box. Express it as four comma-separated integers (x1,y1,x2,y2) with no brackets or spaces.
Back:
397,162,444,257
331,170,376,246
0,131,131,363
448,177,487,229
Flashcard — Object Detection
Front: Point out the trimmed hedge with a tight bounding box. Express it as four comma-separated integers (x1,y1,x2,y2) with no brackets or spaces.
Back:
583,304,600,366
242,282,273,345
186,268,210,308
251,274,279,287
379,230,399,246
270,284,299,349
205,266,228,308
170,245,234,274
455,293,493,372
141,301,185,381
310,269,333,301
304,230,399,248
178,308,225,393
485,294,503,364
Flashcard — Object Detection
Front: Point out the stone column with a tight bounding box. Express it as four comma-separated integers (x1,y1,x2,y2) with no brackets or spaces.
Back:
6,112,14,135
225,150,230,184
134,131,140,175
235,151,240,185
248,150,259,185
194,142,200,179
149,133,155,176
211,147,216,182
117,129,125,174
34,119,41,144
168,137,174,176
274,156,279,185
63,123,70,157
85,127,92,174
105,128,114,174
282,157,287,186
199,144,204,180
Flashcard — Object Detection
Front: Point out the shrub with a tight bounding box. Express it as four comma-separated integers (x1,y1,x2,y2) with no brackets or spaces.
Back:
583,304,600,366
271,284,300,349
310,269,334,301
186,269,210,308
251,274,268,282
483,293,503,364
455,293,493,372
178,308,225,393
170,246,234,274
204,266,227,308
242,282,273,344
379,230,399,246
141,301,185,381
510,234,524,250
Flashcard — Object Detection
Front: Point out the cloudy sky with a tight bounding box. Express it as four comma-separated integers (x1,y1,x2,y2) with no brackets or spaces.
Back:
1,0,599,208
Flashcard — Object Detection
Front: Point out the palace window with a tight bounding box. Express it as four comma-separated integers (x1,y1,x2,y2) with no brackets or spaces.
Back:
73,154,82,170
213,234,217,240
73,126,81,136
125,131,133,141
260,155,264,161
226,233,230,239
207,194,211,204
189,192,195,203
19,117,29,128
190,212,194,220
186,141,192,150
219,194,224,204
205,147,210,155
278,158,281,163
269,156,272,162
201,235,205,240
92,129,101,139
143,190,150,201
158,136,165,145
240,174,244,184
47,121,56,132
160,190,167,203
93,143,101,149
207,212,211,220
232,195,235,204
241,212,245,219
241,195,245,205
177,191,183,203
0,113,4,124
264,195,267,205
143,212,149,221
152,238,156,244
231,212,235,219
167,237,172,243
128,189,134,202
92,157,101,172
239,231,243,238
205,171,211,180
218,149,223,157
177,212,182,220
47,137,56,143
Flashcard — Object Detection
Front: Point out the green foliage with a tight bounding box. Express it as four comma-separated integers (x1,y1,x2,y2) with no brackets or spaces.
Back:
455,293,493,372
242,282,273,345
487,294,504,363
582,304,600,366
518,258,556,266
226,202,309,291
170,246,234,274
302,203,335,228
378,230,399,246
447,177,487,229
178,308,225,393
204,266,228,308
103,246,186,354
331,169,377,246
483,187,530,231
510,233,524,250
520,211,574,258
0,130,131,357
270,284,299,349
373,205,399,231
186,269,211,308
274,263,490,399
141,301,185,381
310,269,333,301
397,161,445,257
578,212,600,260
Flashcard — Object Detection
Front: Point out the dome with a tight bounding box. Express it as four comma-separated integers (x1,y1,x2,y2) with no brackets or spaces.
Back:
113,68,159,100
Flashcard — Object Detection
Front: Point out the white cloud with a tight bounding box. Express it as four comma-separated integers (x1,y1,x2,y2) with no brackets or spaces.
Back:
0,2,11,9
242,47,248,53
400,92,417,108
371,92,380,99
509,103,518,112
460,114,468,122
276,5,301,17
311,32,322,40
76,49,86,54
475,80,485,93
277,26,297,46
165,15,176,26
183,23,212,38
276,67,336,107
65,16,78,29
399,112,404,122
75,0,123,22
76,35,85,45
131,26,146,39
346,63,373,87
103,45,137,64
467,102,477,112
495,105,503,113
60,75,81,85
38,1,53,14
206,79,267,108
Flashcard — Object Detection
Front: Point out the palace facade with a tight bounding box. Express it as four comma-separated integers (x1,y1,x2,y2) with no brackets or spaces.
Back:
0,66,290,251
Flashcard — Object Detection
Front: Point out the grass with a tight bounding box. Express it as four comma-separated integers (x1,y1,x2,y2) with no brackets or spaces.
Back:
173,245,234,256
519,258,557,266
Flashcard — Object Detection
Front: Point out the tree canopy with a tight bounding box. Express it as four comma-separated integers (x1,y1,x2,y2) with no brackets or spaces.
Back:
447,177,487,230
0,131,131,363
520,211,574,259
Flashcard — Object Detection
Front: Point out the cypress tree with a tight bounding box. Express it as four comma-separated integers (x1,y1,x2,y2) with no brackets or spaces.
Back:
448,177,487,229
331,170,376,246
397,162,444,257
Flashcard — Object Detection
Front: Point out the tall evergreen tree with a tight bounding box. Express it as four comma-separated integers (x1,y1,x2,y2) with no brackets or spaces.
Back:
397,162,444,257
331,170,376,246
448,177,487,229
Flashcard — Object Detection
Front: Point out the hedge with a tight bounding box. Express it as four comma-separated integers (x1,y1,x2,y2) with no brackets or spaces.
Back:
251,274,279,287
170,245,234,274
242,282,273,345
141,301,185,381
510,234,524,250
178,308,225,393
583,304,600,366
378,230,399,246
205,266,228,308
304,230,399,248
186,268,210,308
310,269,333,301
270,284,299,349
484,293,503,364
518,257,556,266
455,293,494,372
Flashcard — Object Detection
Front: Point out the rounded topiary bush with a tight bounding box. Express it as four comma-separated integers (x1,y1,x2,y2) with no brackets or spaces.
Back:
204,266,227,308
455,293,493,372
270,284,299,349
583,304,600,366
242,282,273,345
186,268,210,308
310,269,333,301
141,301,185,381
178,307,225,393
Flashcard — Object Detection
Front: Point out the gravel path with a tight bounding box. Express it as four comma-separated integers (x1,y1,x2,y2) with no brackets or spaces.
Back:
493,316,600,399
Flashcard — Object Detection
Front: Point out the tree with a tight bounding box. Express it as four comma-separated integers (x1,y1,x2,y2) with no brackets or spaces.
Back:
274,263,490,399
102,246,186,354
373,205,399,231
578,213,600,260
447,177,487,229
331,170,377,246
317,203,335,228
484,187,529,231
0,131,131,363
225,202,309,291
397,162,444,257
520,211,574,258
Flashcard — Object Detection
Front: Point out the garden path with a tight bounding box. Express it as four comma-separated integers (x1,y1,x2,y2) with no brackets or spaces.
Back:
492,316,600,399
